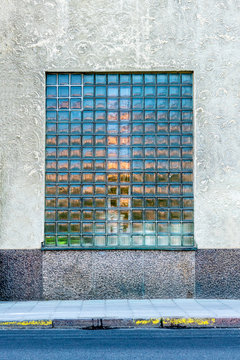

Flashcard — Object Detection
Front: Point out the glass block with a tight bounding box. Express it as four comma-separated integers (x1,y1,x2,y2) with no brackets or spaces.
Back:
45,223,56,233
157,86,168,97
71,223,80,232
70,236,81,246
46,99,57,109
157,236,169,246
57,236,68,246
132,235,144,245
145,223,155,234
108,173,118,182
132,210,143,220
120,210,130,220
145,198,155,207
120,223,130,233
107,222,118,234
132,74,143,84
57,211,68,220
182,86,192,97
59,86,69,97
182,98,193,109
83,198,93,207
82,223,93,233
46,74,57,85
58,74,69,85
95,98,106,109
70,198,80,207
119,235,130,246
83,74,94,84
71,98,81,109
120,74,131,84
108,74,118,84
181,74,192,85
157,223,168,233
170,236,181,246
83,210,93,220
158,198,168,207
157,98,168,109
58,223,68,233
145,86,155,97
82,235,93,246
108,112,118,122
95,74,106,84
45,235,56,246
108,86,118,97
95,210,106,220
169,98,181,109
71,74,82,85
47,86,57,98
47,111,57,121
108,186,117,195
95,236,106,246
182,236,194,246
158,210,168,220
132,223,143,233
132,98,144,109
132,86,143,97
108,235,118,246
145,210,155,220
183,223,194,233
70,211,81,221
133,198,144,207
183,210,194,220
183,198,193,208
71,86,82,97
130,160,143,171
145,236,156,246
96,198,106,207
145,98,156,109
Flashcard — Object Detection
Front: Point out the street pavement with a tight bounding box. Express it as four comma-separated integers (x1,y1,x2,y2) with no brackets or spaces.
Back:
0,329,240,360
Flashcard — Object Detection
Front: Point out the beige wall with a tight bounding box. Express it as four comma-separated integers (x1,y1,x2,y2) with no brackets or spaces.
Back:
0,0,240,249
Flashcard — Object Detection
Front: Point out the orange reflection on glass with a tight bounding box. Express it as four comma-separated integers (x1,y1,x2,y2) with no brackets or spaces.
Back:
120,161,130,170
120,136,130,145
120,198,130,207
120,112,130,121
108,161,118,170
108,136,118,145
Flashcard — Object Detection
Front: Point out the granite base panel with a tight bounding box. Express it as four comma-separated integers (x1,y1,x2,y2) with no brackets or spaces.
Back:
1,249,240,300
0,250,43,301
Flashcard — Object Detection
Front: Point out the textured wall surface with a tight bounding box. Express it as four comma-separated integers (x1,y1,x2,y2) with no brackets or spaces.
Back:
0,0,240,249
0,250,43,300
42,250,195,299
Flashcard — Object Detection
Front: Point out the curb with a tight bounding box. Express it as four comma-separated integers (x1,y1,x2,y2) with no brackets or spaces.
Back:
1,317,240,329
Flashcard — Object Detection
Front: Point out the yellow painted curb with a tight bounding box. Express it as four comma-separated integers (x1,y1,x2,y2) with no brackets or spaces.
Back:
0,320,52,327
162,317,216,327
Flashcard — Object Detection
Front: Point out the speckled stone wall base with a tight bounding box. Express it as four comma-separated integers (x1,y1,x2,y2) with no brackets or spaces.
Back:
0,250,43,300
1,249,240,300
42,251,195,300
195,250,240,299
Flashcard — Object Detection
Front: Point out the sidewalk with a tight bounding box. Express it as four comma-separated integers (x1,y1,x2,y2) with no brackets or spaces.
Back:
1,299,240,329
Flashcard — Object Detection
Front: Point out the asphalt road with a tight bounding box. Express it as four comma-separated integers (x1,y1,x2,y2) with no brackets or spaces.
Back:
0,329,240,360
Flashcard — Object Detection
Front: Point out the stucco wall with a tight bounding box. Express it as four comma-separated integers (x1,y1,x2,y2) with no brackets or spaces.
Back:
0,0,240,249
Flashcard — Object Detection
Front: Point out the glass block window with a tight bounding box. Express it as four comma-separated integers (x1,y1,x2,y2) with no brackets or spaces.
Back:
44,73,194,249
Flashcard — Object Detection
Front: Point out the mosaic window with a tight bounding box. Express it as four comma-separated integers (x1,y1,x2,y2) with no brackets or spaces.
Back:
44,73,194,249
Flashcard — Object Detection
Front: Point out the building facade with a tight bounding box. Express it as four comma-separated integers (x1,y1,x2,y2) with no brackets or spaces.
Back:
0,0,240,300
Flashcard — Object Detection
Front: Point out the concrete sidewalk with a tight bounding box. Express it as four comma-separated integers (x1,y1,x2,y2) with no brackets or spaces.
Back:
1,299,240,329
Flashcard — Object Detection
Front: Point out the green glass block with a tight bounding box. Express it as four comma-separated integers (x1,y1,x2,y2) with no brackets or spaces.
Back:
70,236,81,246
45,236,56,246
182,236,194,246
57,236,68,246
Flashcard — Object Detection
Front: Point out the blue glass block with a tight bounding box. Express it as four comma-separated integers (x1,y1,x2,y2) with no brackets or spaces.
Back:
70,98,81,109
132,74,143,84
169,98,181,109
182,98,193,109
144,74,156,84
84,86,94,97
145,86,155,97
83,98,94,109
108,74,118,84
57,111,68,122
169,111,181,122
182,135,193,146
169,74,180,84
133,160,144,170
157,136,168,146
120,74,131,84
107,98,118,110
145,111,155,121
58,99,69,109
132,98,144,109
71,86,82,97
95,98,106,109
182,111,193,122
108,86,118,97
83,111,94,122
71,74,82,85
70,111,81,122
170,135,181,146
157,74,168,84
58,74,69,85
182,73,192,85
120,86,131,97
169,86,180,97
132,86,143,97
96,86,106,97
96,74,106,84
58,86,69,97
132,111,143,121
145,98,156,109
58,123,68,134
157,98,168,109
95,123,106,134
46,123,56,134
46,74,57,85
95,111,106,121
157,111,168,121
84,74,94,84
47,111,57,121
182,86,192,97
120,99,131,110
70,123,81,134
46,86,57,98
157,86,168,97
46,99,57,109
145,123,155,133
